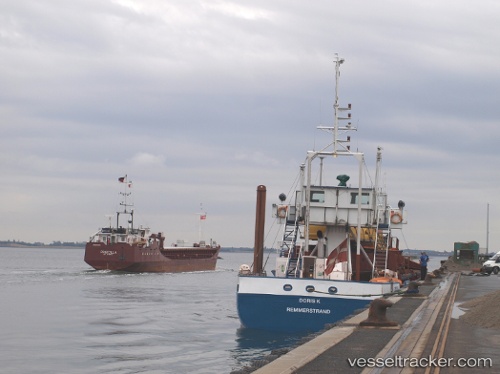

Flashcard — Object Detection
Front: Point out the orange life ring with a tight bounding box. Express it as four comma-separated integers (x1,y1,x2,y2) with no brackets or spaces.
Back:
277,205,287,219
391,211,403,224
370,276,403,285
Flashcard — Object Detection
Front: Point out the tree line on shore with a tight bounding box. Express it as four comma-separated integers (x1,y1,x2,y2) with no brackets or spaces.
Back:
0,240,85,248
0,241,453,256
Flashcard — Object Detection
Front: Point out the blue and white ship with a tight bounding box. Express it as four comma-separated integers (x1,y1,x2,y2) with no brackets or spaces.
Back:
237,56,418,332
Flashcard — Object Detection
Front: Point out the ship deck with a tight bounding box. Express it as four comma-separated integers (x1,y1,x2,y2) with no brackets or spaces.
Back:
245,271,499,373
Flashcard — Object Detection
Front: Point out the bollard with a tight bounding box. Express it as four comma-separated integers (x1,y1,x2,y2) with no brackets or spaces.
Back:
423,273,434,285
359,298,398,327
403,281,426,297
406,281,420,294
432,269,442,278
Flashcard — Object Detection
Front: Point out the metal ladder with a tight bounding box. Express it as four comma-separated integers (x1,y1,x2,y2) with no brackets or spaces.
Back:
372,229,389,277
373,249,387,276
280,214,302,278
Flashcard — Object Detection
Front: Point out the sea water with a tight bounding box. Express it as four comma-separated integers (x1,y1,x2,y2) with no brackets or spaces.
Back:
0,247,305,374
0,247,444,374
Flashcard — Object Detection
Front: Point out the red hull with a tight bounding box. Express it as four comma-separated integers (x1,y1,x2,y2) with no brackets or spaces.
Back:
84,242,220,273
351,247,420,281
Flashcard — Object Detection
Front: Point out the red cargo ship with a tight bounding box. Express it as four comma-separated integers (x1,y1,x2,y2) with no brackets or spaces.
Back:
84,177,220,272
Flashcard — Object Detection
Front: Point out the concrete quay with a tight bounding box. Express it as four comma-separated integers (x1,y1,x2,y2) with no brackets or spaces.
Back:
252,272,500,373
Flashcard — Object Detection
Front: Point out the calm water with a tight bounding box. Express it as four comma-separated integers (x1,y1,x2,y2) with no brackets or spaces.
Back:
0,247,444,374
0,247,303,374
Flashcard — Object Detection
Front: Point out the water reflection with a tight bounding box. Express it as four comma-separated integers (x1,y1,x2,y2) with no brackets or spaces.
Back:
231,327,311,367
0,249,305,373
451,302,467,319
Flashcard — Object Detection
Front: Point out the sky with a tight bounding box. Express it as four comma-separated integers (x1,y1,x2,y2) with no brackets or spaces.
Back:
1,0,499,252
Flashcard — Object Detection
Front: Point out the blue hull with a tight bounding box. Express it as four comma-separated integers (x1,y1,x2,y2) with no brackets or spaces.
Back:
237,292,370,332
236,275,400,332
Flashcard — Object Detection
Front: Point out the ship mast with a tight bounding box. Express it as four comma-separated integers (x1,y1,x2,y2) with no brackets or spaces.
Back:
374,146,385,221
304,55,364,280
198,203,206,242
117,175,134,230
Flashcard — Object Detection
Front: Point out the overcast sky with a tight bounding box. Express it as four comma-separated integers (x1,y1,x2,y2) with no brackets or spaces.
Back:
2,0,499,252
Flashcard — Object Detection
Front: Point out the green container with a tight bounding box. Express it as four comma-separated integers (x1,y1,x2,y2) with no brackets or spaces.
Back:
453,241,479,263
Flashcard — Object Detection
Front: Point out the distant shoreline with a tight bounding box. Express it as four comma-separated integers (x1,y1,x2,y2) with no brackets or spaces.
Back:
0,243,85,249
0,243,452,256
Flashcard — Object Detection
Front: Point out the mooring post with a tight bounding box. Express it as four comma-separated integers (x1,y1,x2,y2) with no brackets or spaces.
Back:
360,298,398,327
253,185,266,275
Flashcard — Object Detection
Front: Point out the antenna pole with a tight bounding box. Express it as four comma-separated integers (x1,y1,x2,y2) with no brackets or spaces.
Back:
486,203,490,255
333,54,343,153
198,203,206,242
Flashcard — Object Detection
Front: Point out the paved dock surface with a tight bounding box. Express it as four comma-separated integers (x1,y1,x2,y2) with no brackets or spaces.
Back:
436,274,500,374
252,272,500,373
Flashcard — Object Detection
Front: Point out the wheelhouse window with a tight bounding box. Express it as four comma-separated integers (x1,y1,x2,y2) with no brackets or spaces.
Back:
310,191,325,203
350,192,370,205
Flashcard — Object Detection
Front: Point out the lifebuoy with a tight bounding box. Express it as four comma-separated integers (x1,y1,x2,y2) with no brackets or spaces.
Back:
391,211,403,224
277,205,287,219
370,276,403,285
